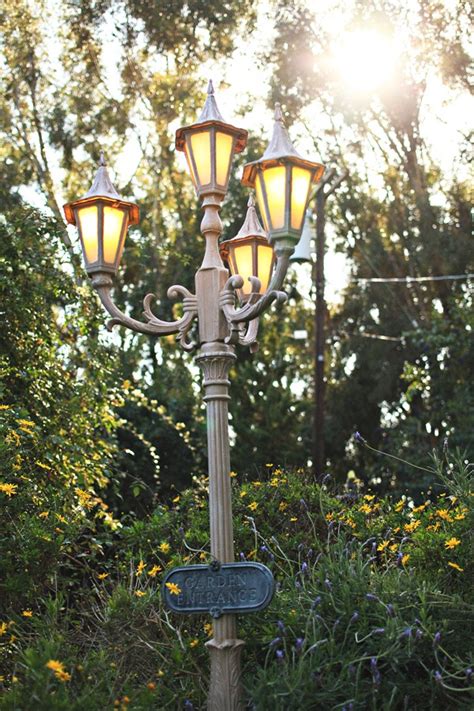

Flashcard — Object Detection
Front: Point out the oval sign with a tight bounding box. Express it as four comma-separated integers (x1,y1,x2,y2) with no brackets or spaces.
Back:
162,562,274,618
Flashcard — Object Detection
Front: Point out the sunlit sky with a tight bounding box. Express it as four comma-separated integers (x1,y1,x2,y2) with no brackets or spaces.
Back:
30,0,474,307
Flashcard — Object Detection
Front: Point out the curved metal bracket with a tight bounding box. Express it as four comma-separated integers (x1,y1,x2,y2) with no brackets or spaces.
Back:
91,274,198,351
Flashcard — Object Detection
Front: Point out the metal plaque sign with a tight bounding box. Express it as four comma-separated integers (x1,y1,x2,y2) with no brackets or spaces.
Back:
162,561,274,618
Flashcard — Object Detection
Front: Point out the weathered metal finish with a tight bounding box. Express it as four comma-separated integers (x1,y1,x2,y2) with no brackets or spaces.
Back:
162,562,274,617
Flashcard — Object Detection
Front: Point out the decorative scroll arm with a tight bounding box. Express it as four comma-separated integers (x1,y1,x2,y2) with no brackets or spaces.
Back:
90,274,198,347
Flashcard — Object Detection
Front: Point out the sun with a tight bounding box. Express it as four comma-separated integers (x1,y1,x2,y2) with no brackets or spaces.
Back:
331,29,397,94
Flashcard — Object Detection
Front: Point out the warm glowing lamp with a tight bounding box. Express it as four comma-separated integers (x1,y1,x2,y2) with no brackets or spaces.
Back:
241,104,324,249
220,194,275,302
63,152,139,276
175,80,248,198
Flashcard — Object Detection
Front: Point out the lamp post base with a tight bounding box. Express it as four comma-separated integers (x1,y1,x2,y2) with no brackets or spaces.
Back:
206,636,245,710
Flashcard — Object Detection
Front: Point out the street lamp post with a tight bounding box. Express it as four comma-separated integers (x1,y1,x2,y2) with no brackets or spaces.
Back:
64,81,324,710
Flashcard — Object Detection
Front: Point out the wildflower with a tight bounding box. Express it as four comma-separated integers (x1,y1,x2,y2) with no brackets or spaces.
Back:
269,636,281,647
324,578,332,591
290,516,298,522
278,501,288,512
295,637,304,653
0,622,7,636
447,562,464,572
401,554,410,566
136,560,146,575
370,657,381,686
172,495,180,504
147,682,156,690
0,483,18,497
359,503,372,514
433,631,441,647
349,611,359,624
165,582,181,596
415,629,423,640
444,537,461,550
466,668,473,682
21,610,33,618
434,670,442,684
386,604,395,617
148,565,162,577
189,638,199,648
373,627,385,635
311,596,322,610
276,620,286,634
265,463,274,468
253,481,262,488
353,431,365,443
134,590,146,597
377,540,390,552
301,562,309,575
248,501,258,512
394,500,405,512
229,471,237,478
404,520,421,534
239,552,246,561
400,627,412,639
159,542,170,554
436,509,452,522
0,405,10,410
203,622,213,637
365,593,379,603
16,419,34,428
98,573,109,580
240,490,248,498
275,649,285,661
46,660,71,682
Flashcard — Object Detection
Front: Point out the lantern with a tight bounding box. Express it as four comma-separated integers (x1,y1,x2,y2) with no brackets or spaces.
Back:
175,80,248,199
241,104,324,248
220,194,275,302
63,153,139,276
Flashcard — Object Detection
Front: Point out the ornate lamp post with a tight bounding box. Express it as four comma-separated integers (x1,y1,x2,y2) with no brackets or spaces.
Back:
64,81,324,710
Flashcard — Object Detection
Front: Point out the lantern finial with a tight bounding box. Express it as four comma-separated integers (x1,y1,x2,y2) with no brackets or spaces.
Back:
237,193,267,239
84,153,121,200
262,103,302,161
197,78,225,123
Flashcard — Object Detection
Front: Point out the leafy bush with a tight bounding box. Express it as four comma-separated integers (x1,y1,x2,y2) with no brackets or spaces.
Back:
1,453,472,709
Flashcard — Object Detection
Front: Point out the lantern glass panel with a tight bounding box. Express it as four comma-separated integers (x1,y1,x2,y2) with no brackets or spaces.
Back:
103,206,126,264
233,243,254,295
215,131,233,187
290,166,312,230
184,143,198,187
190,131,211,185
261,166,286,229
255,176,269,232
257,244,274,293
77,205,99,263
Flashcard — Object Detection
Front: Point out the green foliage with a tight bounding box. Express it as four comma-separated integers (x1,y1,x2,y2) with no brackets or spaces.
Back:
1,455,472,709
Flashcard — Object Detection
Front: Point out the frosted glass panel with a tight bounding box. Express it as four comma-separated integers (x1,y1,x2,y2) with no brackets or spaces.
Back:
262,166,286,229
77,205,98,263
291,166,311,230
190,131,211,185
215,132,233,187
255,175,269,232
233,244,254,295
257,244,274,293
103,206,126,264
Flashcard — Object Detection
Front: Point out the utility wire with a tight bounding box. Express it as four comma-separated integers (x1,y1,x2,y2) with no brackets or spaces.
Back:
354,273,474,284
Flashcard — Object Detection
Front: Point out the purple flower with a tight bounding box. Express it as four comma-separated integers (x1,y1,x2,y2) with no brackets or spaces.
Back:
366,593,379,603
322,473,331,485
324,578,332,591
386,604,395,617
178,527,185,537
301,562,309,575
415,629,423,641
260,545,268,553
295,637,304,653
295,580,301,590
277,620,286,634
328,520,335,533
348,664,356,677
434,670,442,684
269,636,281,647
276,649,285,662
299,498,308,511
239,552,246,561
333,618,341,631
465,668,473,682
350,611,359,624
433,632,441,647
370,657,381,686
373,627,385,635
371,542,377,555
184,701,194,709
311,596,322,610
400,627,412,639
354,431,365,443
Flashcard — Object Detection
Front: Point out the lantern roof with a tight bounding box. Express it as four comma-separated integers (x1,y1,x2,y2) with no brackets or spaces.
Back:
84,151,122,200
262,103,302,161
175,80,247,153
235,194,267,240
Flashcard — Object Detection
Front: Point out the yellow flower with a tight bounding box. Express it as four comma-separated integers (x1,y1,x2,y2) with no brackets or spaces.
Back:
36,461,51,470
0,483,17,497
172,495,180,503
122,380,132,390
448,562,464,572
278,502,288,512
46,660,71,682
0,622,7,636
240,490,248,498
394,500,405,512
229,471,238,478
389,543,398,552
189,638,199,648
98,573,109,580
270,478,279,487
159,542,170,554
358,503,372,514
290,517,298,522
134,591,146,597
401,554,410,566
412,503,427,514
38,511,49,518
377,540,390,552
16,419,34,428
325,512,334,521
147,682,156,690
199,552,207,561
0,405,11,410
148,565,162,577
427,522,440,532
22,610,33,618
56,514,67,524
253,481,262,488
136,560,146,575
165,582,181,596
444,537,461,550
203,622,213,637
265,463,274,468
404,520,421,534
364,494,375,502
248,501,258,512
5,431,21,447
436,509,452,522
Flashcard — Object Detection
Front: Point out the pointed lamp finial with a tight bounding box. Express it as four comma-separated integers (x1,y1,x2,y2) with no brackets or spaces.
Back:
99,150,106,167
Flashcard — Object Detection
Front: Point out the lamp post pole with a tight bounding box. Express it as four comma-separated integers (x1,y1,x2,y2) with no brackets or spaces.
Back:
64,84,324,710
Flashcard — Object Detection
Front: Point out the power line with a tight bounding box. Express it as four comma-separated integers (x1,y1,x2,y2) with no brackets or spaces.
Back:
354,273,474,284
